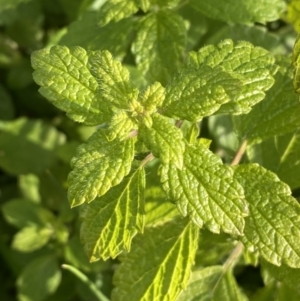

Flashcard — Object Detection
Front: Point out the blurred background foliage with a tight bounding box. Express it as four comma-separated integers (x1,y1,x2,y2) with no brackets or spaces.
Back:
0,0,298,300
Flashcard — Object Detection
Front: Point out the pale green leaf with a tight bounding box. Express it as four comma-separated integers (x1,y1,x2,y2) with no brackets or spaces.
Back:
138,113,185,169
98,0,138,26
12,226,52,252
162,65,241,121
107,111,137,141
247,131,300,190
134,0,150,11
0,118,65,174
68,129,135,207
17,255,61,301
262,259,300,294
32,45,112,126
1,198,54,228
177,266,247,301
188,39,277,115
80,168,145,261
180,121,200,144
112,218,198,301
59,11,134,59
89,50,139,110
233,57,300,144
190,0,286,24
138,81,165,114
234,164,300,268
160,143,247,235
132,9,186,85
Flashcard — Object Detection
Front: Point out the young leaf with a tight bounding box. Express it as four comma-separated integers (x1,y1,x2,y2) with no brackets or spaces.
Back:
68,129,135,207
132,9,186,85
98,0,138,27
177,266,247,301
162,65,242,121
107,110,136,141
0,117,65,175
12,225,52,252
17,255,61,301
138,113,185,169
138,81,165,114
188,39,277,115
80,168,145,261
287,0,300,33
190,0,286,25
233,57,300,144
89,50,139,110
59,12,134,59
234,164,300,268
112,217,199,301
160,143,247,235
32,46,112,126
247,131,300,190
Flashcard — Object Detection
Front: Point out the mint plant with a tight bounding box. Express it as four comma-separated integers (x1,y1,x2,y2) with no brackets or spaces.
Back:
3,0,300,300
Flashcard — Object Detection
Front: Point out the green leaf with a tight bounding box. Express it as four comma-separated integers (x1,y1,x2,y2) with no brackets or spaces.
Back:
262,259,300,294
234,164,300,268
177,266,247,301
98,0,138,26
293,35,300,92
68,129,135,207
1,199,54,228
18,174,41,203
162,65,241,121
160,143,247,235
195,230,236,267
80,168,145,261
89,50,139,110
59,11,134,59
188,39,277,115
233,57,300,144
132,9,186,85
112,218,198,301
0,118,65,174
12,225,52,252
287,0,300,33
247,131,300,190
17,255,61,301
138,113,185,169
190,0,286,24
32,45,113,126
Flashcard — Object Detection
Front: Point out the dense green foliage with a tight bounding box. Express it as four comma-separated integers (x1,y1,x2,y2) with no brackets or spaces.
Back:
2,0,300,300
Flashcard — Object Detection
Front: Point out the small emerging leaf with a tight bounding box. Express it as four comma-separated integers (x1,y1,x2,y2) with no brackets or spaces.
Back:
68,129,135,207
234,164,300,268
80,168,145,261
160,143,247,235
112,218,198,301
138,113,185,169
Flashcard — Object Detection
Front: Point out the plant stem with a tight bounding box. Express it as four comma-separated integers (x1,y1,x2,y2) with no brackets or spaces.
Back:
61,264,110,301
231,140,248,166
139,153,155,168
